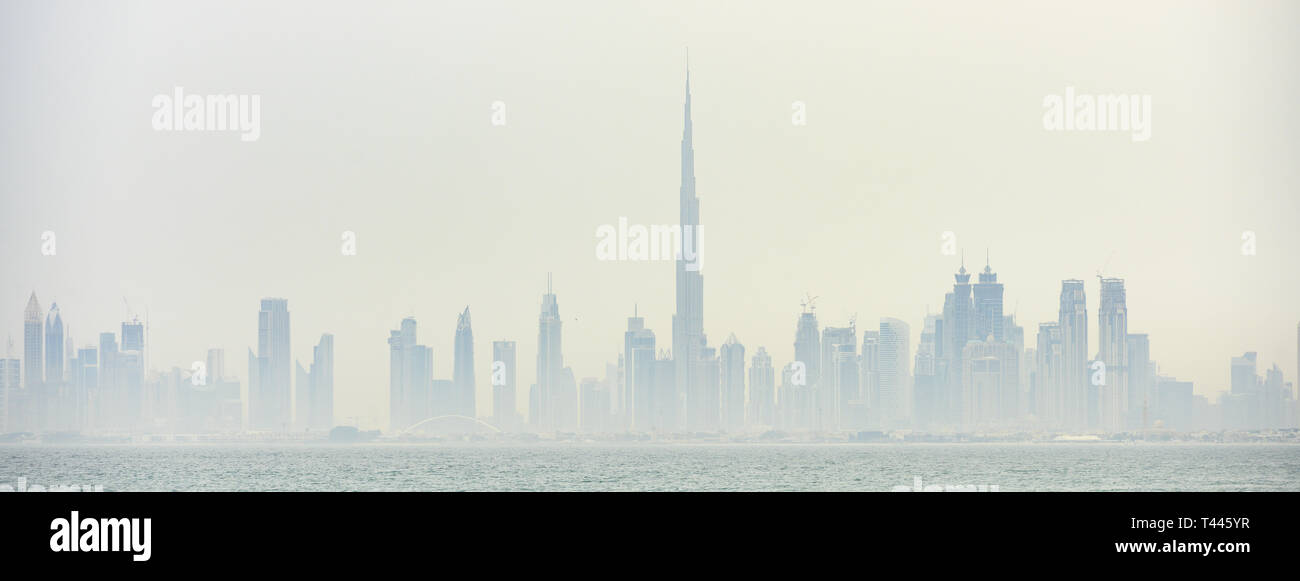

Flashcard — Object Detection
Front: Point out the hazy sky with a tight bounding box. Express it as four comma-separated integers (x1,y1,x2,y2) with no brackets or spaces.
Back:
2,0,1297,427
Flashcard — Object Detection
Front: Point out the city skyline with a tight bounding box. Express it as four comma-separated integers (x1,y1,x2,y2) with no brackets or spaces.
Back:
4,250,1296,434
2,1,1298,429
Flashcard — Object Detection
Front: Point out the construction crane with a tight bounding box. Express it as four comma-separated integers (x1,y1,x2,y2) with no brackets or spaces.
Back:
800,293,819,314
1095,250,1116,284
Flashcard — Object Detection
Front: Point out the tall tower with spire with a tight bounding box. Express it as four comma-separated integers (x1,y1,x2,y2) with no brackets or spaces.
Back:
453,306,476,418
23,292,43,392
672,60,705,428
940,257,975,425
536,274,563,430
973,252,1004,342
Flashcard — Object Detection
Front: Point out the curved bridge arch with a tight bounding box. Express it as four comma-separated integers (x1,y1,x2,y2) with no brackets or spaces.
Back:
401,415,502,435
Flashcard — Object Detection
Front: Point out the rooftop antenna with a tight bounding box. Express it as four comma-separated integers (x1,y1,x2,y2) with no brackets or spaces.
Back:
547,272,553,294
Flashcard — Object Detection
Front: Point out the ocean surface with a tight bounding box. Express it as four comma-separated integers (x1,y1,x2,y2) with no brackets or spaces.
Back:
3,443,1299,491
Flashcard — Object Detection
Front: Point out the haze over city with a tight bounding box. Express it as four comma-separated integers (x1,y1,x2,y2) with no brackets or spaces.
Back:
2,0,1297,429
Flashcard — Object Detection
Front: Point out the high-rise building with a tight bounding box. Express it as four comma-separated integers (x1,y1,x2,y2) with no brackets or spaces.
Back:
878,318,911,426
1097,278,1129,431
253,298,291,431
389,317,432,431
1153,376,1194,430
820,324,856,430
207,348,225,384
973,257,1004,343
652,353,676,431
1058,280,1088,431
0,342,19,435
690,345,720,431
23,293,42,391
121,319,144,352
491,341,517,430
1034,322,1062,426
790,306,820,430
119,318,145,431
40,303,64,431
294,361,310,430
672,66,706,432
309,334,333,432
1126,334,1152,426
453,307,476,418
623,308,654,428
1004,314,1028,417
535,275,563,431
1227,352,1261,429
44,303,64,386
941,261,975,428
860,330,880,413
747,347,775,428
629,331,658,431
99,333,118,431
719,334,745,432
71,346,97,433
579,377,612,433
1261,364,1289,428
961,337,1019,428
912,315,941,430
18,293,43,432
554,367,579,432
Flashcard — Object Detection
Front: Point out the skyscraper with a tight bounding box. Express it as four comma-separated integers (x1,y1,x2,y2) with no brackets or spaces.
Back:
309,334,334,432
820,323,856,430
99,333,118,431
389,317,432,430
535,275,563,431
41,303,64,431
1034,322,1062,426
912,315,941,430
491,340,517,430
453,306,476,418
253,298,291,431
719,334,745,432
579,377,612,433
623,307,654,428
961,337,1019,428
672,65,706,431
630,330,658,432
747,346,775,428
1097,277,1129,431
1058,280,1088,431
23,293,42,393
878,318,911,426
690,345,720,431
791,306,820,430
44,303,63,386
973,257,1004,342
0,341,19,435
941,261,974,427
294,361,310,430
860,330,880,413
1126,333,1151,426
